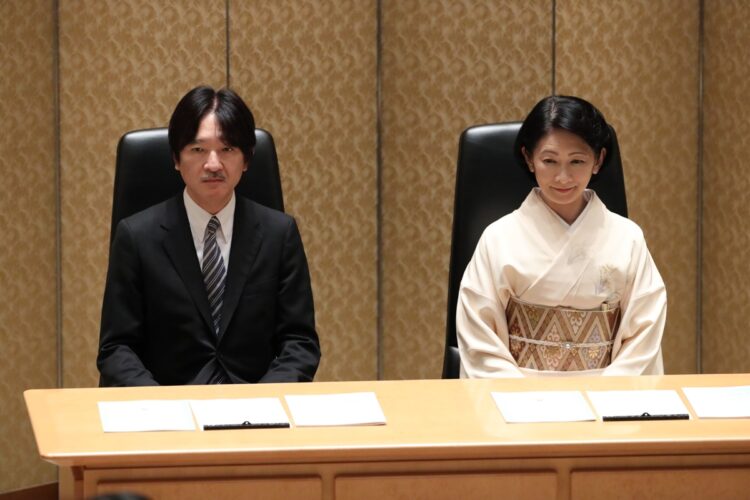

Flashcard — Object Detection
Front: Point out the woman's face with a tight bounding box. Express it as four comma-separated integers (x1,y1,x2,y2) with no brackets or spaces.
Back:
523,128,605,224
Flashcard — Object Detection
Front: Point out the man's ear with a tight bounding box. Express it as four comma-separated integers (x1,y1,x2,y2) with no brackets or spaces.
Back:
243,147,254,171
173,154,180,170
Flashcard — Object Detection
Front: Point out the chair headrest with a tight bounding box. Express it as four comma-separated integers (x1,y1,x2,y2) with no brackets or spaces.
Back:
111,127,284,243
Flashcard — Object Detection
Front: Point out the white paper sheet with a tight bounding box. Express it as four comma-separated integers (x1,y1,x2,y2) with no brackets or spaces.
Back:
682,386,750,418
98,400,196,432
189,398,290,430
586,390,690,419
491,391,596,423
285,392,386,427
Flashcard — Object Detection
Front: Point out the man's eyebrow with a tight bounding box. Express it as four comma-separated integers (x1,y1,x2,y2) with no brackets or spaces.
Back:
188,137,218,144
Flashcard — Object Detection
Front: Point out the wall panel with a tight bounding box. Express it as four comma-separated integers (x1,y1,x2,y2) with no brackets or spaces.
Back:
59,0,227,387
556,0,700,373
0,0,57,491
380,0,552,379
702,0,750,373
230,0,378,381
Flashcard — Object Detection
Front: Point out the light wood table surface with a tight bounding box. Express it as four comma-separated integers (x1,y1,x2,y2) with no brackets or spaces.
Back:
25,374,750,500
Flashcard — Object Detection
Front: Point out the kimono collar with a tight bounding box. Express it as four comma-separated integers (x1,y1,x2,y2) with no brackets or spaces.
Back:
530,187,599,229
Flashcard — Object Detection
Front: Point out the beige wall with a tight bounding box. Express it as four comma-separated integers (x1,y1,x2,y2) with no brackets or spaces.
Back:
1,0,749,492
0,0,58,490
702,0,750,373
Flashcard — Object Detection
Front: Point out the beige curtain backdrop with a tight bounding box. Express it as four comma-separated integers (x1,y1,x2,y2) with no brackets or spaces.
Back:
1,0,748,493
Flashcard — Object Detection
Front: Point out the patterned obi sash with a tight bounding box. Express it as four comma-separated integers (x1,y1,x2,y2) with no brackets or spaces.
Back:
506,296,620,371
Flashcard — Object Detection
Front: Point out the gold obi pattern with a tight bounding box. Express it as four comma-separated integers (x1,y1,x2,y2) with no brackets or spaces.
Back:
506,297,620,371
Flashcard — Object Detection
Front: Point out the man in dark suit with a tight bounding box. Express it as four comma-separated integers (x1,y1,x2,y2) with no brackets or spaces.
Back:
97,86,320,386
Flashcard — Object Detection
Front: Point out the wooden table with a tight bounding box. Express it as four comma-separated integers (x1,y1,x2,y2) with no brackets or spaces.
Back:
24,374,750,500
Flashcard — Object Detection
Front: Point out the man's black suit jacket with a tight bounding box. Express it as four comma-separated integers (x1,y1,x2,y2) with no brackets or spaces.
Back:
97,194,320,386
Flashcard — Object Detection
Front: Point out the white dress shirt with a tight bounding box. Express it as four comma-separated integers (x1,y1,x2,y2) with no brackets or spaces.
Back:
183,190,235,273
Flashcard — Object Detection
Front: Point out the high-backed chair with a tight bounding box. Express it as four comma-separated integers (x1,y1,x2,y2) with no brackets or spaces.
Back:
111,127,283,242
442,122,628,379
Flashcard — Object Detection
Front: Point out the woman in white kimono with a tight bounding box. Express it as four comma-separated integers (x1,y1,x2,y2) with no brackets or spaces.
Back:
457,95,666,378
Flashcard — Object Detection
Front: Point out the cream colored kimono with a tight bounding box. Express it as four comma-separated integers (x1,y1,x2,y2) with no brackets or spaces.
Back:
457,188,666,378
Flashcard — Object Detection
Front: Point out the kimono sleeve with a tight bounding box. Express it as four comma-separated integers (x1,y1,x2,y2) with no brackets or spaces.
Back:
456,227,523,378
603,233,666,375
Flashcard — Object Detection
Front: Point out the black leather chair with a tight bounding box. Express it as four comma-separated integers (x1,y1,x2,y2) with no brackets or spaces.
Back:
441,122,628,379
111,127,283,243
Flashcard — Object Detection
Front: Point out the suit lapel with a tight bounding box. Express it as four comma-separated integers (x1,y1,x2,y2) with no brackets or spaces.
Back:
219,197,263,339
160,197,216,335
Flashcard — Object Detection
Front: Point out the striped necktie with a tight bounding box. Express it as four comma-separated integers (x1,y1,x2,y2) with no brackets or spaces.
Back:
202,216,226,335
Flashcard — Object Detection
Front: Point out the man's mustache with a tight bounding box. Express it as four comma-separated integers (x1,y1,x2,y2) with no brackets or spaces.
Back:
201,172,226,181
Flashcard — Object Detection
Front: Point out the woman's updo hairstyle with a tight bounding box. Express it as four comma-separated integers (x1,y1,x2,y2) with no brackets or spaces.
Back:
514,95,611,177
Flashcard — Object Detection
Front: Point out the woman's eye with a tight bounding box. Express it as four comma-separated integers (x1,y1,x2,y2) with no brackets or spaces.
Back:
223,146,234,152
191,147,203,153
542,158,556,165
